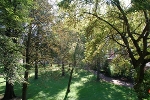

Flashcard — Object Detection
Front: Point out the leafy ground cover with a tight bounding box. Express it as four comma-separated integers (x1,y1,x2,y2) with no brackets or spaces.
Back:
0,66,137,100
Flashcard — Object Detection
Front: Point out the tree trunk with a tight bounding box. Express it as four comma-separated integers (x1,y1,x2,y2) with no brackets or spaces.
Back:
2,81,16,100
96,58,100,81
22,70,29,100
66,68,74,94
64,60,76,100
34,24,40,79
68,63,71,71
133,64,145,100
62,61,65,76
22,23,31,100
35,61,38,79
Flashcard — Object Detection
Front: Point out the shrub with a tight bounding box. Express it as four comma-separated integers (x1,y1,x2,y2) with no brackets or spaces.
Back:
103,59,133,79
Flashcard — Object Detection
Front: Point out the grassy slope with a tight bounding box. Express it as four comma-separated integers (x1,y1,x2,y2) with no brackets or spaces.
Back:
0,66,137,100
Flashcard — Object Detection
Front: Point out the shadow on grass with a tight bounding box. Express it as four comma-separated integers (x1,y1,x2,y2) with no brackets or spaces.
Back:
0,67,137,100
62,69,137,100
14,67,69,100
73,69,137,100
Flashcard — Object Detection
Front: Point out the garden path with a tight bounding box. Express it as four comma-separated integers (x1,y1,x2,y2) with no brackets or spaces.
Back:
89,70,133,88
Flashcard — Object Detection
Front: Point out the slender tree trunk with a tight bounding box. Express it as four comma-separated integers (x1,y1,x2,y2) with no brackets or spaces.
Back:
22,23,31,100
66,67,74,93
35,61,38,79
2,81,16,100
96,58,100,81
34,24,40,79
22,70,29,100
62,61,65,76
34,43,39,80
64,60,76,100
68,63,71,71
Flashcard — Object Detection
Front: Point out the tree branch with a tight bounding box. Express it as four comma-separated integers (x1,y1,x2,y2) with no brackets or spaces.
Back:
84,12,122,35
114,0,142,56
137,23,150,42
110,35,126,47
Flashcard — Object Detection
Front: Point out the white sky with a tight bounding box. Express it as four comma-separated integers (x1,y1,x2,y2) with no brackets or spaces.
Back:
48,0,131,13
48,0,131,5
123,0,131,7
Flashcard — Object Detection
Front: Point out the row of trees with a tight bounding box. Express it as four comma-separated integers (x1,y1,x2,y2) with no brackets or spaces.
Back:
0,0,85,99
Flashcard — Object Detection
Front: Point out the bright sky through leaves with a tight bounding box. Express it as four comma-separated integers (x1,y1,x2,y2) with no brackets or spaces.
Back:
48,0,131,6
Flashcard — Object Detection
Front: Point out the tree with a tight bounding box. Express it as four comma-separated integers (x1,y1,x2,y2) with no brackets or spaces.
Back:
64,41,78,100
52,13,79,75
87,0,150,99
22,23,32,100
22,0,54,99
58,0,150,99
30,0,54,79
0,0,32,99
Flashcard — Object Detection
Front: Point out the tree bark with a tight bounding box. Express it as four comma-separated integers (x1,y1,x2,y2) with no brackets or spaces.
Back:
62,61,65,76
96,58,100,81
22,23,31,100
34,24,40,79
2,81,16,100
133,64,145,100
66,67,74,94
35,61,38,79
22,70,29,100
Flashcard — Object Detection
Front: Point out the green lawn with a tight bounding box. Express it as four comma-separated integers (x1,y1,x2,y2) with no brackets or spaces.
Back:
0,66,137,100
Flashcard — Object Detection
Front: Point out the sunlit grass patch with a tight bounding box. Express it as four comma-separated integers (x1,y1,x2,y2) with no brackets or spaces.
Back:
0,66,137,100
0,78,5,92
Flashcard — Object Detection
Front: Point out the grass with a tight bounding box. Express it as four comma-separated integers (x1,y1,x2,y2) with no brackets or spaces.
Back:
0,66,137,100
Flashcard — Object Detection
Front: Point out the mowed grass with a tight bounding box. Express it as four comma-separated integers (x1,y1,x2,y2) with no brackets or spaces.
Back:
0,66,137,100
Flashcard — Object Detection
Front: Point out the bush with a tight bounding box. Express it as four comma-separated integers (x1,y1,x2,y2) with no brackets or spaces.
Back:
103,59,132,79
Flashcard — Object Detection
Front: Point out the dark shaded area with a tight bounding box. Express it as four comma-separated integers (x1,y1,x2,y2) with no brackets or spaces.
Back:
14,68,69,99
2,82,16,100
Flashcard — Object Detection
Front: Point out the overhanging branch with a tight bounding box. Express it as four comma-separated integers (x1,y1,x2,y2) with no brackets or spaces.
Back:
84,12,122,35
110,35,126,47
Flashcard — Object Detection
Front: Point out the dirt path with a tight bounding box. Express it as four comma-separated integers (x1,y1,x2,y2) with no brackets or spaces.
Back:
89,70,133,88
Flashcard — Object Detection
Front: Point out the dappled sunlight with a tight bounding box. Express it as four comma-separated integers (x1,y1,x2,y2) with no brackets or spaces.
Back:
31,91,48,100
0,78,5,99
75,72,136,100
13,68,69,100
111,79,133,87
53,89,66,100
80,75,94,83
0,68,137,100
